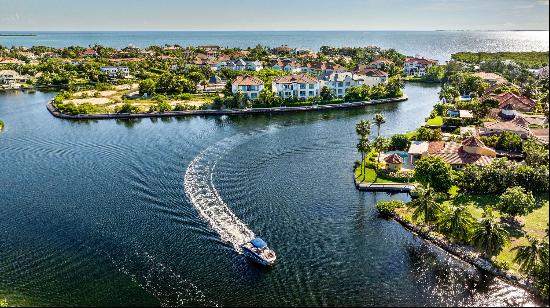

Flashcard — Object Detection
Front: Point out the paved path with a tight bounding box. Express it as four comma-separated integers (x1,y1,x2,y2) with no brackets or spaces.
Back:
355,181,416,193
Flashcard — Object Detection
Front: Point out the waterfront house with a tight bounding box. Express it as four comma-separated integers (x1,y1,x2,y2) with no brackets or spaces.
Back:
408,136,496,169
272,74,320,100
429,136,496,169
321,72,370,98
231,75,264,100
100,66,130,78
384,154,404,171
0,70,28,87
403,57,438,77
355,68,389,86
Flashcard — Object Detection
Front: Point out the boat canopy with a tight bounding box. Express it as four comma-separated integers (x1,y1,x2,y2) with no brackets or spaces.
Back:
251,238,267,249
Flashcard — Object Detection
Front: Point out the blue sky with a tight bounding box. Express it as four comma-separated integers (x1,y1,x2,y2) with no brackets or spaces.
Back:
1,0,548,31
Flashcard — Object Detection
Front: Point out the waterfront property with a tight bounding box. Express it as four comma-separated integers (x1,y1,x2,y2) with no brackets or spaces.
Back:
403,57,438,77
0,69,29,87
320,72,370,98
231,75,264,99
272,74,320,100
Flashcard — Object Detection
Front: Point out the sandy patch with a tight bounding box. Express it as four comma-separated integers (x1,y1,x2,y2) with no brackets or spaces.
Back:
66,97,113,105
171,100,207,107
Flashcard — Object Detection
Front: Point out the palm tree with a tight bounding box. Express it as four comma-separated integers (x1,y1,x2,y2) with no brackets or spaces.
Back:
512,237,548,273
438,203,475,243
356,120,372,139
355,120,372,177
472,208,510,258
373,136,390,171
409,185,443,225
373,113,386,137
356,137,372,178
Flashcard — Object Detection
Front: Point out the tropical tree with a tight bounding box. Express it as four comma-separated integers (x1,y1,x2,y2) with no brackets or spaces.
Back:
356,120,372,138
413,156,454,193
373,136,390,171
498,186,536,219
373,113,386,137
409,185,444,225
512,237,548,273
472,208,510,257
355,120,372,176
437,203,476,243
356,137,372,177
320,86,335,101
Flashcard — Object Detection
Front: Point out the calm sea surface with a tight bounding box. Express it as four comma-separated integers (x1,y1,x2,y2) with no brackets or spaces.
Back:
0,31,548,62
0,83,539,306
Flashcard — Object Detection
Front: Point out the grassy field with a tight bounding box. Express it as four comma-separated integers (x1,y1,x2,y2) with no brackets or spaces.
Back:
425,116,444,127
451,51,549,68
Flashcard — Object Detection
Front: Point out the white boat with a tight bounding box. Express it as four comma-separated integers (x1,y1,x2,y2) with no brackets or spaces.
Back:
241,238,277,266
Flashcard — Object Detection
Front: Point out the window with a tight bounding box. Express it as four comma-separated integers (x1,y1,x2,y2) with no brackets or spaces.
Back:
309,91,314,96
338,82,343,87
300,84,306,89
345,82,350,86
241,86,247,91
309,84,314,89
250,93,257,99
300,91,306,96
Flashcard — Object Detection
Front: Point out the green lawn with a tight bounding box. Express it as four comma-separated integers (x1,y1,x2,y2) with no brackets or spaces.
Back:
355,163,395,184
425,116,444,127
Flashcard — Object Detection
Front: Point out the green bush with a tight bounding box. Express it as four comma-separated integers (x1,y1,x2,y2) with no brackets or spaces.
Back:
389,134,411,151
115,102,140,113
55,102,97,115
174,103,198,111
376,200,406,217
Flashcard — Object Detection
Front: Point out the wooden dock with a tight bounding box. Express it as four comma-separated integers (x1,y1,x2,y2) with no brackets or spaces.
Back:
355,182,416,193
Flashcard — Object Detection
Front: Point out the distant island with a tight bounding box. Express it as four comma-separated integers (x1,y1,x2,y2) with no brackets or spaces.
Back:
0,34,37,37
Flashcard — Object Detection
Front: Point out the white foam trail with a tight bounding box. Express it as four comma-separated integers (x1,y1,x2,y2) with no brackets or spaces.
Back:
184,134,256,251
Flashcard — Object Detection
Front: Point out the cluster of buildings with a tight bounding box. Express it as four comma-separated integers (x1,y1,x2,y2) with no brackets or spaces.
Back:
231,67,390,101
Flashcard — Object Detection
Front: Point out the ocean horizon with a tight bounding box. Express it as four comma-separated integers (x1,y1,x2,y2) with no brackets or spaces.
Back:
1,30,548,62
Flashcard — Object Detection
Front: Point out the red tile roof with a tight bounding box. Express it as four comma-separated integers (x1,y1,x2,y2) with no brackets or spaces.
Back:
405,57,437,65
384,153,404,164
461,136,486,147
273,74,319,84
494,92,536,112
232,75,264,86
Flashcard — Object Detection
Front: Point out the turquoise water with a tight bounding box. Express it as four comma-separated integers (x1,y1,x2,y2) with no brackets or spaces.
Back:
0,83,539,306
0,31,548,62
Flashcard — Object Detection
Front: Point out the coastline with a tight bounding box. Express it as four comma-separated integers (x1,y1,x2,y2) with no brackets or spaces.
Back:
354,173,543,301
389,208,540,299
46,95,408,120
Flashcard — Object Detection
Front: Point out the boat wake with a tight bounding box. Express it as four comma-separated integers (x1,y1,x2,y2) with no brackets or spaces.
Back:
184,134,256,252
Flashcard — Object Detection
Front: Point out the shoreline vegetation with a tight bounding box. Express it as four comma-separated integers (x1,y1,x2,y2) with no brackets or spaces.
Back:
354,50,549,302
47,95,408,119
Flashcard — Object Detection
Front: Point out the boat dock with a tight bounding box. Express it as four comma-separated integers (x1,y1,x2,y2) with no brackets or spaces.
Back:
355,182,416,193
